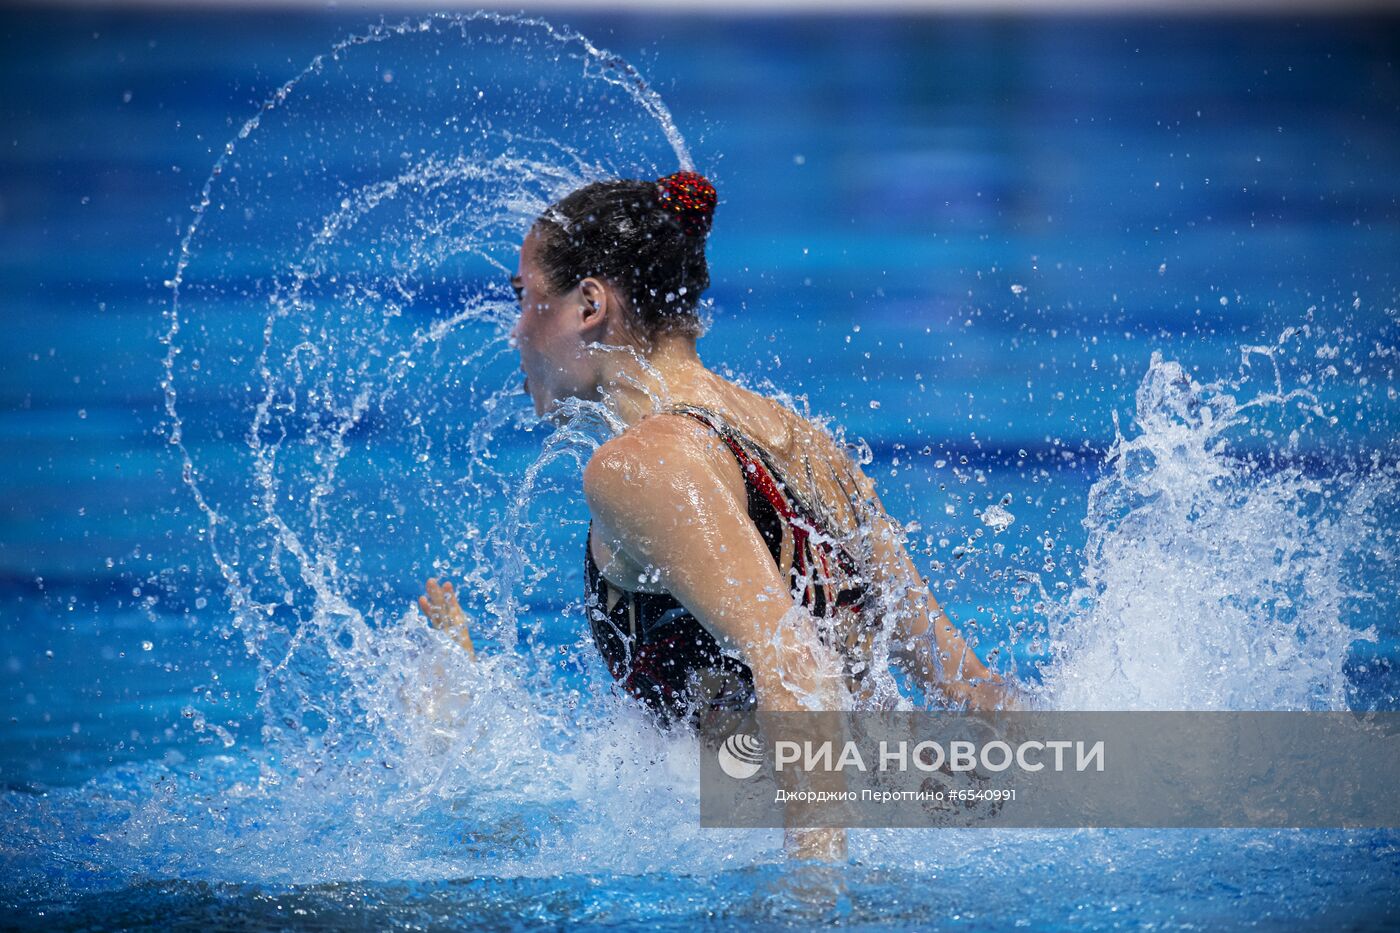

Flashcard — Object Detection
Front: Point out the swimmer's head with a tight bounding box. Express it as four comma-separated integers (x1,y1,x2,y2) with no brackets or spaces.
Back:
509,171,718,416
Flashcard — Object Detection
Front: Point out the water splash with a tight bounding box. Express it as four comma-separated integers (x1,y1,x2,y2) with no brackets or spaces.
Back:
1038,329,1397,711
127,11,771,886
157,14,693,784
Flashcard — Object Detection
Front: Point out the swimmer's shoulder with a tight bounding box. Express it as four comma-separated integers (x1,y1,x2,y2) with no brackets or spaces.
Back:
731,387,879,527
742,387,857,474
582,410,747,518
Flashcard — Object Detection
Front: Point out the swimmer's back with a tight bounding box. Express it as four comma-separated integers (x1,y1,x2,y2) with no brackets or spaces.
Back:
687,380,871,541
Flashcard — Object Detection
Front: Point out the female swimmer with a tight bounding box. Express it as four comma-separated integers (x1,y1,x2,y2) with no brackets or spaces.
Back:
418,171,1020,860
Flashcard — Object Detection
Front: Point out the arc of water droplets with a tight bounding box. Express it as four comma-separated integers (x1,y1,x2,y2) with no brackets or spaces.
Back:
159,11,693,636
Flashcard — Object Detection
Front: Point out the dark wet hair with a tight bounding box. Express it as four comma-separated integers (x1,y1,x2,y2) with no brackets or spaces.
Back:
532,171,718,342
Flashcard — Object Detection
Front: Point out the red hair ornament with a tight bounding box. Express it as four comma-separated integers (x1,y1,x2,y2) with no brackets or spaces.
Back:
655,170,717,236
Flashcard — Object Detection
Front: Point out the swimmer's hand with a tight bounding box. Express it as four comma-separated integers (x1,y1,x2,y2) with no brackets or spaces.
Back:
948,672,1030,712
418,577,475,659
785,827,847,863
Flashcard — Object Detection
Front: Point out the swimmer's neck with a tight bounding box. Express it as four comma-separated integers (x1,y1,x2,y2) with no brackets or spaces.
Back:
594,335,720,430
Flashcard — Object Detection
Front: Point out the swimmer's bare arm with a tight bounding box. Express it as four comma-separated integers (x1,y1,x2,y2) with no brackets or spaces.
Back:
584,415,849,862
850,464,1023,711
419,577,475,659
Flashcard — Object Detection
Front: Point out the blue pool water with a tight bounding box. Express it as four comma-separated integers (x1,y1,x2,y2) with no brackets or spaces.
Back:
3,8,1399,929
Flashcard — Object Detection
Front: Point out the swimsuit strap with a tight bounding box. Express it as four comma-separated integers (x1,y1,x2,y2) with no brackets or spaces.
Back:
657,403,866,592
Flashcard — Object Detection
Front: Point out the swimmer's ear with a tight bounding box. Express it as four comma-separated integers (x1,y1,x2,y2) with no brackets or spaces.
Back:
577,276,612,337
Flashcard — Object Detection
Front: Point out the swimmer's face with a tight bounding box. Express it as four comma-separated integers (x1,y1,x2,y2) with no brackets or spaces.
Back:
509,228,608,417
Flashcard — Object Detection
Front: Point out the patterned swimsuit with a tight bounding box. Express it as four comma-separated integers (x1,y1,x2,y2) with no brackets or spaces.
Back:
583,403,874,728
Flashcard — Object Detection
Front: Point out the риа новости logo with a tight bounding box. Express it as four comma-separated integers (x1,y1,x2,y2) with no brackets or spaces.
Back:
718,733,764,780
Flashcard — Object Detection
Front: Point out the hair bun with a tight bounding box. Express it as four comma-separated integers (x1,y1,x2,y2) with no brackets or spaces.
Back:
655,170,717,237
